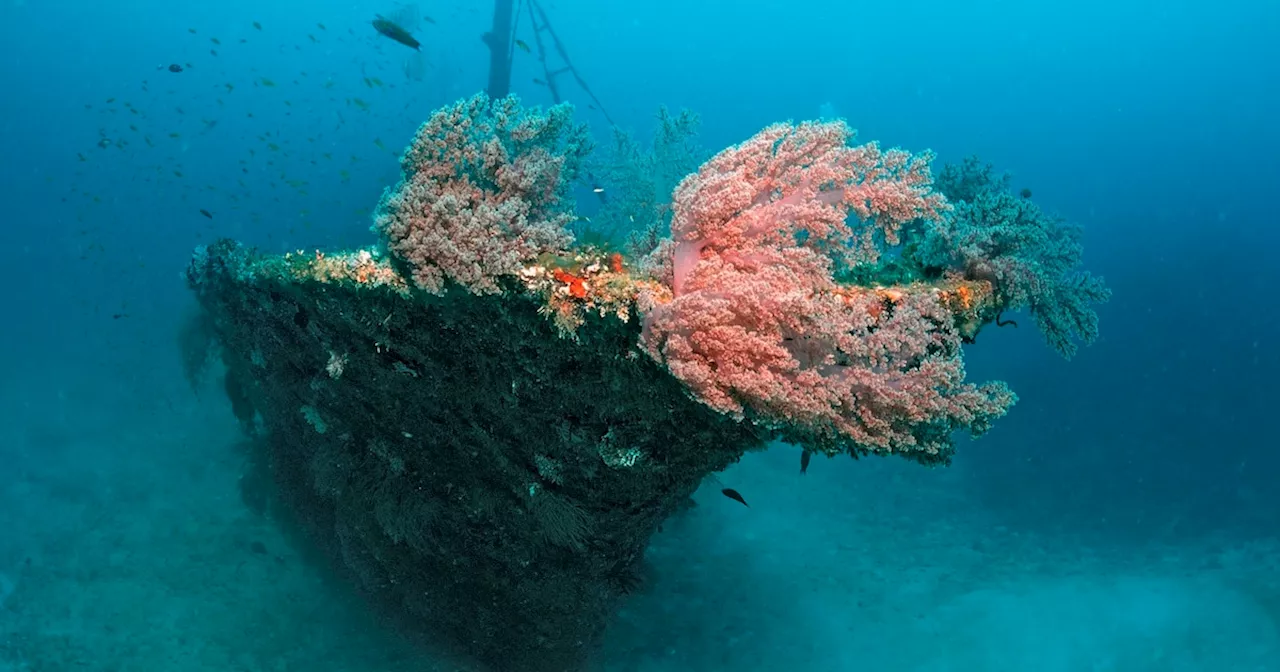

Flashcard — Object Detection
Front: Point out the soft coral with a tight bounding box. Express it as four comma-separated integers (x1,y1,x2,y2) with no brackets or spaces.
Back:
641,120,1014,459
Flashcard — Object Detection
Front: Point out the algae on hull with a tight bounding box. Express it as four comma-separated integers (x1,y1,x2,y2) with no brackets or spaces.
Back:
186,238,765,671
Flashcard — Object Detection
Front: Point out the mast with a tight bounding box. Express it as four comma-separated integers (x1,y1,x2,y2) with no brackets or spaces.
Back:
485,0,515,98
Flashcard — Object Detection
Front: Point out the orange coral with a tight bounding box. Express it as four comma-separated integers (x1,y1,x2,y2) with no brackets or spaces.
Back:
552,269,587,298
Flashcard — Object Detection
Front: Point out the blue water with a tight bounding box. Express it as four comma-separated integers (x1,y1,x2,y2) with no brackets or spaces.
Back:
2,0,1278,670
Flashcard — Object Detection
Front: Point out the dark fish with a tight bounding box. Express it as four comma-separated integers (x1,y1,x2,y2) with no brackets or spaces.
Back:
532,78,546,86
112,313,129,320
199,208,213,219
1019,187,1032,199
514,39,530,53
721,488,749,508
168,63,183,73
253,21,262,30
372,15,420,50
800,449,812,475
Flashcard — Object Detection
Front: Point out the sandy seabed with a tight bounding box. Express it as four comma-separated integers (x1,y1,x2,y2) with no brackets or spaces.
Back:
2,370,1276,672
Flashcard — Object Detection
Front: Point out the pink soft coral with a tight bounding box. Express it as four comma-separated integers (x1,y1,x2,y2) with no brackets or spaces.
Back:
374,94,588,294
641,120,1014,459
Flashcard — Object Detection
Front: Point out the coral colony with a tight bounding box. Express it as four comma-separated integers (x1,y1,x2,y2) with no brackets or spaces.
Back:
186,93,1107,670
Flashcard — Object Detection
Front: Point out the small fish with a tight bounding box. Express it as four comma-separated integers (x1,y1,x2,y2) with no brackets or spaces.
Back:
199,209,213,219
371,15,420,50
1019,187,1033,199
800,449,812,475
721,488,749,508
188,27,197,34
423,15,436,24
532,78,546,86
260,77,276,87
112,313,129,320
317,22,326,30
515,39,530,53
210,37,220,45
591,186,604,194
253,21,262,30
167,63,183,73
